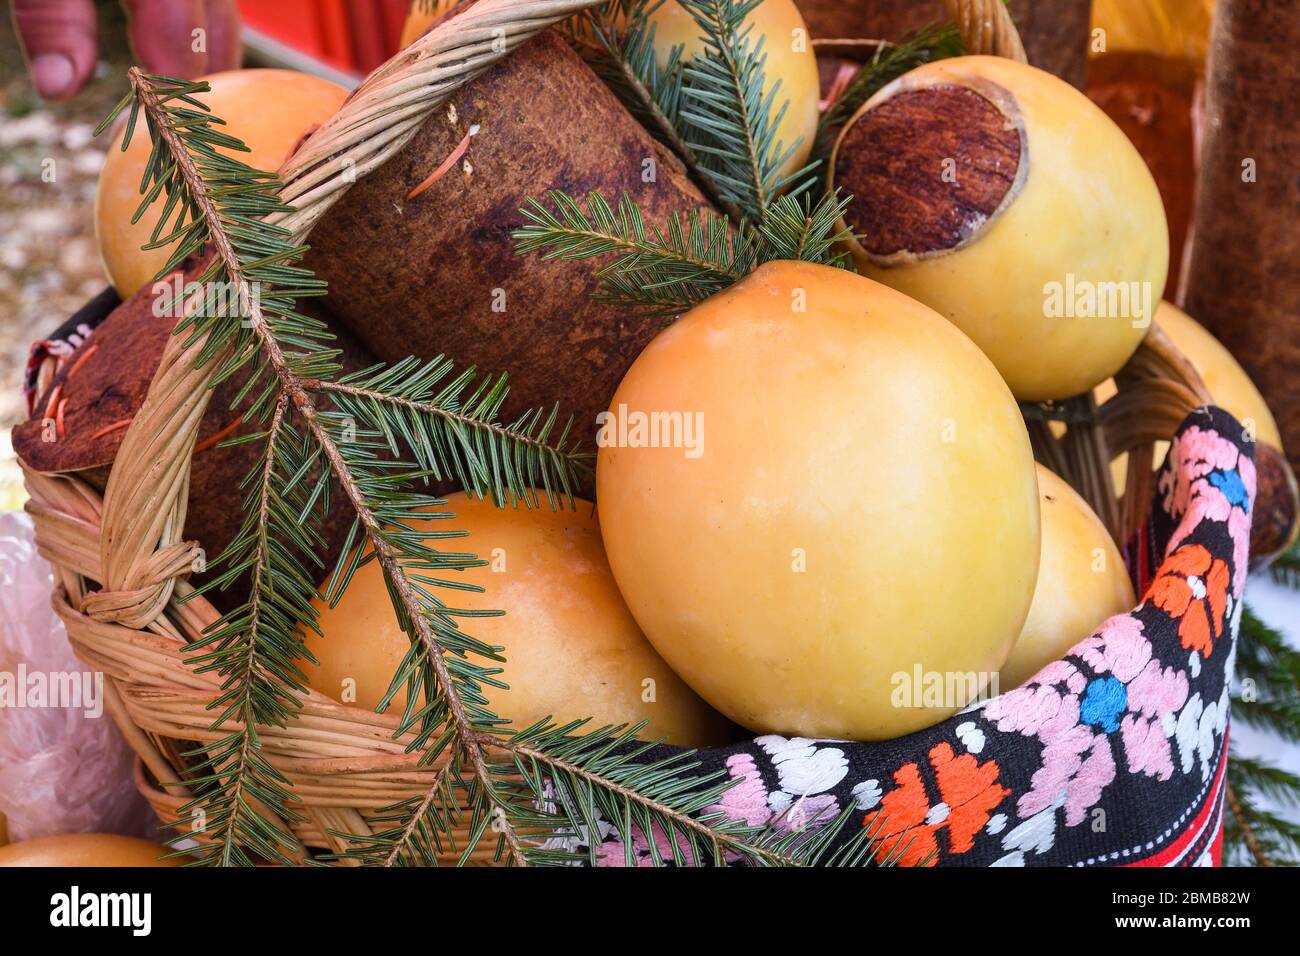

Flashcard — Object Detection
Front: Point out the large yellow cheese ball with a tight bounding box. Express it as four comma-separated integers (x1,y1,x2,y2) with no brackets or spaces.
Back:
646,0,820,181
597,260,1041,741
830,56,1169,401
1000,465,1136,691
0,834,175,867
303,494,732,746
95,69,349,299
1099,300,1285,494
1157,301,1283,451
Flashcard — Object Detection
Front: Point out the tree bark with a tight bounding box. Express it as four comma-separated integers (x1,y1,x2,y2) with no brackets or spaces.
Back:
1183,0,1300,472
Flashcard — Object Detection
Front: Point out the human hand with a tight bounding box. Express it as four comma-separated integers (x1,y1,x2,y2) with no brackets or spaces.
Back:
11,0,242,102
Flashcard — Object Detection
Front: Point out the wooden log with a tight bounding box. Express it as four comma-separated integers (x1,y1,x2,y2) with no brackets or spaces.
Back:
794,0,1093,88
303,30,713,444
1183,0,1300,474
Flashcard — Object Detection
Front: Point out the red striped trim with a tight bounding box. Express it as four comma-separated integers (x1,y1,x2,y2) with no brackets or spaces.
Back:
1122,731,1228,867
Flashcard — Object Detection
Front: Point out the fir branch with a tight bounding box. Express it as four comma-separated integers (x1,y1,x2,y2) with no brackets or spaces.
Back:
304,358,592,509
1234,606,1300,744
341,720,899,868
676,0,808,221
1226,605,1300,866
565,1,749,222
101,70,585,867
180,396,312,866
1270,539,1300,589
1226,753,1300,866
515,189,754,315
757,189,854,267
514,187,853,315
1231,752,1300,808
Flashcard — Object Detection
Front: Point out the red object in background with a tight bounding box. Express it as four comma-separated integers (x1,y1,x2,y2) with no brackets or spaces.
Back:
237,0,411,75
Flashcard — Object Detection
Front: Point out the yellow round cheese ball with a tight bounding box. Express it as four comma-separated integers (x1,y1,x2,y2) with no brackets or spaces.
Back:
1000,465,1136,691
646,0,820,181
1157,301,1283,451
303,493,732,747
95,69,350,299
0,834,175,867
831,56,1169,401
596,260,1041,741
1099,300,1285,495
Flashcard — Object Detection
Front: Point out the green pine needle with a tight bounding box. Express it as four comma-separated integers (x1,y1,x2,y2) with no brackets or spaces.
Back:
676,0,810,220
1270,540,1300,590
1228,603,1300,866
567,1,688,157
515,189,755,316
1227,752,1300,866
514,187,853,316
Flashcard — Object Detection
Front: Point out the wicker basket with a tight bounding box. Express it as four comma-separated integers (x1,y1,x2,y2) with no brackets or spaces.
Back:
17,0,1218,865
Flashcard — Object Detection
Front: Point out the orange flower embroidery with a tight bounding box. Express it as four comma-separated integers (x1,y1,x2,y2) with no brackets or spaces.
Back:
862,741,1010,867
1144,544,1229,657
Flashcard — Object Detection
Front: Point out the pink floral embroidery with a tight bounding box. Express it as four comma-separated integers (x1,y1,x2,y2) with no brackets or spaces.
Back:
1159,425,1255,599
986,612,1189,827
594,820,693,868
712,753,769,826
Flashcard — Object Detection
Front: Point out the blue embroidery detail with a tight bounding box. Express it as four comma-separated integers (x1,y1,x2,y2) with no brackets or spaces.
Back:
1080,677,1127,734
1210,469,1249,514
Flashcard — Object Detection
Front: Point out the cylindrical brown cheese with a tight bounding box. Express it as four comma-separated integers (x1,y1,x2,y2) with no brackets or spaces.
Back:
794,0,1093,89
1183,0,1300,475
12,267,376,609
303,30,714,444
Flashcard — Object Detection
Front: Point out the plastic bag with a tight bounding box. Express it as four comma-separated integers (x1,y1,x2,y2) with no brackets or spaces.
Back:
0,510,153,842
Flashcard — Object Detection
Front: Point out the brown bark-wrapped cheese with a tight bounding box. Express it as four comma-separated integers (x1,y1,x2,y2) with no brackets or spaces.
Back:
12,267,376,607
1183,0,1300,476
304,30,713,442
795,0,1093,89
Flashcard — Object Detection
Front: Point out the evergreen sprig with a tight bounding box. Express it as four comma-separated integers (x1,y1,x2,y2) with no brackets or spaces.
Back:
1226,752,1300,866
1269,540,1300,590
814,23,965,158
1236,605,1300,744
567,0,817,224
677,0,815,218
339,719,900,867
98,71,576,865
1230,568,1300,865
514,187,852,315
100,69,889,868
515,189,755,315
757,189,854,265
